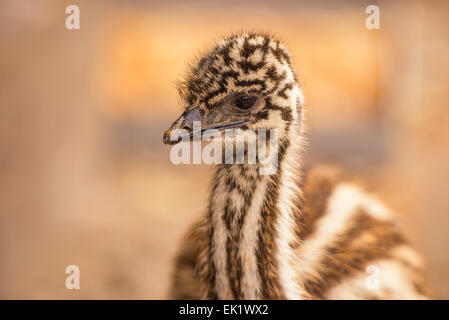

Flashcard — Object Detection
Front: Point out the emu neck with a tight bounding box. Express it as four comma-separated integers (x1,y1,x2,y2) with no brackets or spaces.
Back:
207,129,304,299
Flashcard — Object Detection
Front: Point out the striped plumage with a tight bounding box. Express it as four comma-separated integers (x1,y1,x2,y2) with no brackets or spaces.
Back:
163,32,430,299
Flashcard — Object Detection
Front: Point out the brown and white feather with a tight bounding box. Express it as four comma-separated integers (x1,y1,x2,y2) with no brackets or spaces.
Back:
168,32,430,300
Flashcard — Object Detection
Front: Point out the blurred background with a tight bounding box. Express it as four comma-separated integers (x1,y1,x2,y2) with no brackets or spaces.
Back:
0,0,447,299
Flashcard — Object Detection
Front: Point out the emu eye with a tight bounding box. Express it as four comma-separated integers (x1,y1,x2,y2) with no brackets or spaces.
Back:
233,95,257,110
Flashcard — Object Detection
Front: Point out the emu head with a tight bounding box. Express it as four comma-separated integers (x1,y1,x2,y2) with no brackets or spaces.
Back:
163,32,304,166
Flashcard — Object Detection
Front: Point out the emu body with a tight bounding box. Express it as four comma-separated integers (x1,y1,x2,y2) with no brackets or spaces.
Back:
164,33,430,299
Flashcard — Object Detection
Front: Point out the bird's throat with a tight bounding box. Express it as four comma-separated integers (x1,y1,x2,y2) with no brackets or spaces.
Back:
206,132,304,299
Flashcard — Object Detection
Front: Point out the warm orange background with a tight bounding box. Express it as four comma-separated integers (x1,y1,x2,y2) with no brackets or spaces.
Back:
0,0,447,299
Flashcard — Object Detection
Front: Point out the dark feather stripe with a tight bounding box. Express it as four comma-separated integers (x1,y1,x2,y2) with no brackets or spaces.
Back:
241,37,259,58
235,79,266,89
206,222,218,299
226,236,243,298
302,209,407,298
278,82,294,99
263,98,293,123
238,60,266,74
296,168,342,241
205,168,223,299
256,139,290,299
222,165,257,299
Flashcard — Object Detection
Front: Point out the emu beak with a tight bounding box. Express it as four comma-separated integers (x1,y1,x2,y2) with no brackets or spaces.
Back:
163,107,202,145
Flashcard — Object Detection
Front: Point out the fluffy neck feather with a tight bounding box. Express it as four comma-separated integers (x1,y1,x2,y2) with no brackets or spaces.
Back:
206,86,307,299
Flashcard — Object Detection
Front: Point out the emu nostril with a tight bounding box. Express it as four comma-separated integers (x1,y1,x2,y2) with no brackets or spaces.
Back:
181,107,202,132
182,124,193,131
